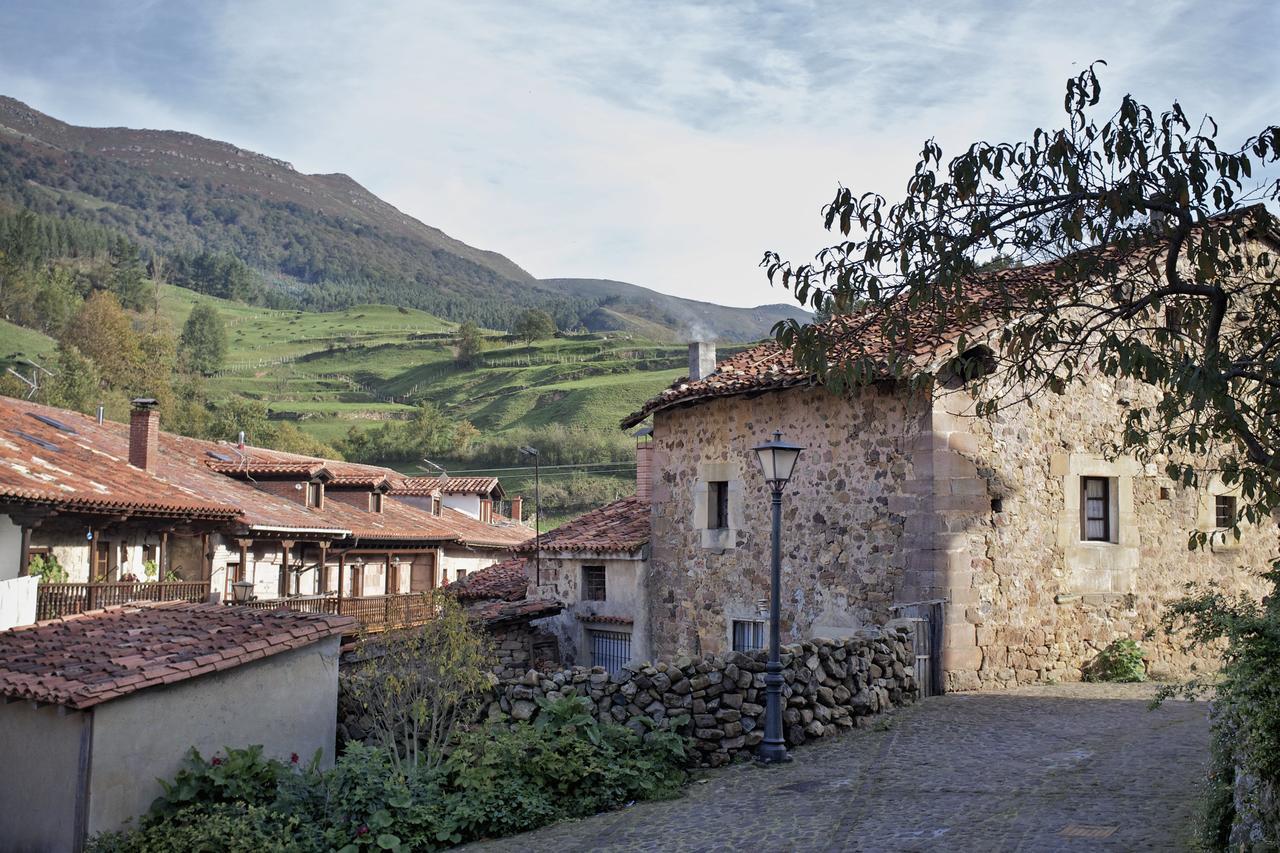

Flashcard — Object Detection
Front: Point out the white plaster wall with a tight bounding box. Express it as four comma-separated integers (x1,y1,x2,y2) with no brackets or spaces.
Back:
440,548,503,584
0,575,39,629
0,514,22,580
87,637,342,837
0,702,88,852
443,494,482,519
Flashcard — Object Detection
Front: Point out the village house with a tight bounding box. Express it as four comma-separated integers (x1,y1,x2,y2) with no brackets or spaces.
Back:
0,396,532,628
620,233,1279,692
0,601,353,852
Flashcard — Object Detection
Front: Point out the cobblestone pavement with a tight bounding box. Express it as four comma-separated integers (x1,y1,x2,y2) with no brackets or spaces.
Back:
464,683,1208,853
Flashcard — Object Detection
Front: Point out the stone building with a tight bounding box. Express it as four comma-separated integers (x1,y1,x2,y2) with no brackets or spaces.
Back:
622,263,1277,692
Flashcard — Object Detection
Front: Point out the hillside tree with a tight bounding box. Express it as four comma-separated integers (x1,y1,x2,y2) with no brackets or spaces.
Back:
455,320,484,366
179,304,229,374
513,308,557,344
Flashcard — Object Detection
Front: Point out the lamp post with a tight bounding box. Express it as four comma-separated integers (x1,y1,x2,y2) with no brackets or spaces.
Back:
519,446,541,586
752,430,803,764
230,580,254,604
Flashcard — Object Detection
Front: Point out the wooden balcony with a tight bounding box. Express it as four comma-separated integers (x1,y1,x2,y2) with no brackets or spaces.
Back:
36,581,210,622
241,592,436,633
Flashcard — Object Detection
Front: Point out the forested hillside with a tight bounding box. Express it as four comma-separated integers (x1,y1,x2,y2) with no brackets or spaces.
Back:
0,96,806,338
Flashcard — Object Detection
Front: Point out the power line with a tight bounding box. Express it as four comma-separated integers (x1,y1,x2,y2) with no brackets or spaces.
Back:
424,461,637,475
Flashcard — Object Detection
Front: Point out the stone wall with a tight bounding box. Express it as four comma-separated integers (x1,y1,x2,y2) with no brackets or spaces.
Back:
649,384,927,659
488,626,918,767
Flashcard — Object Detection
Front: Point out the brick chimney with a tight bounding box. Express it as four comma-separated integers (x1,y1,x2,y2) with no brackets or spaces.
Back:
635,440,653,502
129,398,159,472
510,496,523,523
688,341,716,381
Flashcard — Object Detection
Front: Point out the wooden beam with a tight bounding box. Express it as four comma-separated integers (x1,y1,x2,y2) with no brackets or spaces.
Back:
17,525,30,577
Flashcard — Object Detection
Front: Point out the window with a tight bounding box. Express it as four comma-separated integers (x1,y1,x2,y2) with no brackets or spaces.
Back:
732,619,766,652
589,629,631,675
369,492,384,513
708,481,729,530
1215,495,1238,529
582,565,606,601
431,496,442,516
456,568,469,581
306,482,323,508
1081,477,1111,542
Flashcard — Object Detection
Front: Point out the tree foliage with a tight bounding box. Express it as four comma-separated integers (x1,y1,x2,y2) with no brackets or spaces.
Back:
513,308,557,344
454,320,484,367
765,63,1280,522
179,303,228,374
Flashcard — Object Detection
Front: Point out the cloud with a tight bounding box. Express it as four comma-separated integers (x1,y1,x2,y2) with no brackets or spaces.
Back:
0,0,1276,308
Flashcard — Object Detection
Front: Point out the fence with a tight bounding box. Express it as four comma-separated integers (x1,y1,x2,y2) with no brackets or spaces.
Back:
36,581,210,621
242,593,436,633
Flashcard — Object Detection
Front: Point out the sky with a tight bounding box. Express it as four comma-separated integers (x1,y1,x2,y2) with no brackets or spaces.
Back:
0,0,1276,308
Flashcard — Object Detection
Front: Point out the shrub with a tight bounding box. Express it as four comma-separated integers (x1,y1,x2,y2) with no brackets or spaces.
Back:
27,553,68,583
1082,638,1146,683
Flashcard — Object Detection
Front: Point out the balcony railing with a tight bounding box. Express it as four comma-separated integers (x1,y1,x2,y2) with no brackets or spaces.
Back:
36,581,210,622
242,593,436,633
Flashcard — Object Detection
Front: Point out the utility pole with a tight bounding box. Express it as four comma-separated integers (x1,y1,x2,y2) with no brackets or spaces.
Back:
519,446,540,586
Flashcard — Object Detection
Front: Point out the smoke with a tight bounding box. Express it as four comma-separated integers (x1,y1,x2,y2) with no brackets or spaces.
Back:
682,321,715,343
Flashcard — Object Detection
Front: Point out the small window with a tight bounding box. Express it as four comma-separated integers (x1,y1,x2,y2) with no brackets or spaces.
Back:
1215,495,1237,530
731,619,766,652
456,568,468,581
307,482,323,508
708,481,729,530
582,565,606,601
370,492,384,513
431,496,442,516
1165,305,1183,335
1081,477,1111,542
589,629,631,675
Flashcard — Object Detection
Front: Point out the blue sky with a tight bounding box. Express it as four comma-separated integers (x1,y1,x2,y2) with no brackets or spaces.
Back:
0,1,1276,307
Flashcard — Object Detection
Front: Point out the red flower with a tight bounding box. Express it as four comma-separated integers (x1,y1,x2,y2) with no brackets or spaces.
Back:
357,825,370,836
290,752,300,764
211,757,223,766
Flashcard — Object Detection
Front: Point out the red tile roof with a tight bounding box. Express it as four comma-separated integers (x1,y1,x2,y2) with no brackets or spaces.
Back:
439,506,535,549
0,601,353,710
450,557,529,602
574,613,635,625
519,495,650,554
622,208,1280,429
466,597,562,628
0,398,239,520
394,476,504,498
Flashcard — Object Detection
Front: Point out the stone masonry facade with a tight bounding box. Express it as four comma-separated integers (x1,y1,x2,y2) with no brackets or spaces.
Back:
647,373,1275,692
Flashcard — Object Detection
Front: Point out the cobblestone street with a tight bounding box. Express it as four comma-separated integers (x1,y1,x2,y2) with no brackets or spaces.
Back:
465,683,1208,852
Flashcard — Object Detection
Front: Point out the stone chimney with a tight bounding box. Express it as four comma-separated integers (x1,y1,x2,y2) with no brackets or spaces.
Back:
129,398,160,472
635,440,653,502
688,341,716,381
511,496,523,523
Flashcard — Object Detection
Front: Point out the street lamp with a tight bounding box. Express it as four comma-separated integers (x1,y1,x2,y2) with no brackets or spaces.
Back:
752,430,803,764
230,580,254,604
519,446,540,585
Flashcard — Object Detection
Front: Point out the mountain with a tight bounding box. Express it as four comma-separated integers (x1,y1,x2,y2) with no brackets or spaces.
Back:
0,96,805,339
544,278,810,343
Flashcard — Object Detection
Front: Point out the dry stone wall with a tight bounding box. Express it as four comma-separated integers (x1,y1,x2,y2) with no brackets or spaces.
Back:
487,626,918,767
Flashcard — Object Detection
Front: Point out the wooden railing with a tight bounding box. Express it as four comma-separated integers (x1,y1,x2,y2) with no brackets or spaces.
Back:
36,581,210,621
242,593,436,633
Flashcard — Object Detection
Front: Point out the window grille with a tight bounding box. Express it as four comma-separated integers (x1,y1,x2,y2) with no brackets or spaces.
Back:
731,619,766,652
1081,477,1110,541
582,565,606,601
589,630,631,674
709,481,729,529
1215,495,1237,529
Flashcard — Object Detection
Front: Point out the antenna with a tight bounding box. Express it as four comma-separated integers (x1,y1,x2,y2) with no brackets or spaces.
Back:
5,358,54,399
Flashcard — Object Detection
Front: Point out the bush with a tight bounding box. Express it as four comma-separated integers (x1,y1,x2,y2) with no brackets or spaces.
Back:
1082,638,1146,683
89,707,686,852
27,553,68,583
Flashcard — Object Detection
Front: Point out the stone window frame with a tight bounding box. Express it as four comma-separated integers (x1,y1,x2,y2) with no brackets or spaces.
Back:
1079,475,1116,543
1197,477,1248,553
730,618,766,652
1051,453,1141,593
693,461,741,552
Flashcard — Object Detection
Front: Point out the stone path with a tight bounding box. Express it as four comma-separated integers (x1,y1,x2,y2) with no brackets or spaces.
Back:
464,683,1208,852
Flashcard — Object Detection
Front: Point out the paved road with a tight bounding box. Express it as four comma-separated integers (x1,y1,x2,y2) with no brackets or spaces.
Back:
464,683,1208,853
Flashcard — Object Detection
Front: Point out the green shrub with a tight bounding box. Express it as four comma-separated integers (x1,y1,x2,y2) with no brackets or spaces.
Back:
90,714,686,852
27,553,68,583
1083,638,1146,683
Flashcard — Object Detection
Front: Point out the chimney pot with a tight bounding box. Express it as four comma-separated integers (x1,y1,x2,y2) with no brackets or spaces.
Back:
128,399,160,472
635,440,653,502
511,496,523,523
688,342,716,381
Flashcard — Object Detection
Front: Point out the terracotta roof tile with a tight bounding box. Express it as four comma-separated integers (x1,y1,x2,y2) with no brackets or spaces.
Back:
0,601,354,709
449,558,528,602
518,495,650,554
466,597,562,627
392,476,503,498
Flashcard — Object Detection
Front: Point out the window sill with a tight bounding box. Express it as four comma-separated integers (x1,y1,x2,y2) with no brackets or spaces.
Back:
700,527,736,552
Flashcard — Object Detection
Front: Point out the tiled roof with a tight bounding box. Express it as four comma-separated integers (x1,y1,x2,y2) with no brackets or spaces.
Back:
519,495,650,554
439,506,535,548
466,597,562,628
621,209,1280,428
207,460,330,478
343,499,461,542
0,601,353,710
574,612,635,625
449,557,529,602
0,398,240,520
393,476,504,498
